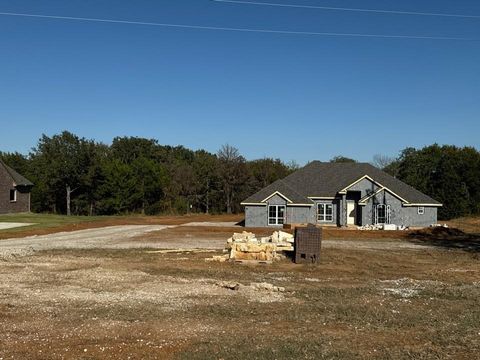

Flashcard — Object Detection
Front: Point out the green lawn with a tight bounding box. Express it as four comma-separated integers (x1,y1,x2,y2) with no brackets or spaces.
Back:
0,213,117,236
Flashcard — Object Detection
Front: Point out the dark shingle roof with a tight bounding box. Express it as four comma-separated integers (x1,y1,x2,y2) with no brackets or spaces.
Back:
242,161,441,205
0,161,34,186
242,179,312,204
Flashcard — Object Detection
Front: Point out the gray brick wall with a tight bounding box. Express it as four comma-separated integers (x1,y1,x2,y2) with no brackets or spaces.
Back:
361,190,437,227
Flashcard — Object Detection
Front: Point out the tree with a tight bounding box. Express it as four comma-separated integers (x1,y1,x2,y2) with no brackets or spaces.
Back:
130,157,166,214
372,154,396,170
0,152,30,175
111,137,159,163
97,159,138,214
248,158,291,189
217,144,249,214
329,156,357,163
30,131,96,215
392,144,480,220
193,150,219,214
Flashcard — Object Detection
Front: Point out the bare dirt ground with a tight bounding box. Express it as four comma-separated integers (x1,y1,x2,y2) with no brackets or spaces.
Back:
0,219,479,359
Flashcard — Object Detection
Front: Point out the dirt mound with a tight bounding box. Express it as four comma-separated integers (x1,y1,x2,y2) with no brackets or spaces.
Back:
408,226,480,252
410,227,466,239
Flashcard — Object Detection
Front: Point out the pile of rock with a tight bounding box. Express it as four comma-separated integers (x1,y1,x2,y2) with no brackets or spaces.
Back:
207,230,294,263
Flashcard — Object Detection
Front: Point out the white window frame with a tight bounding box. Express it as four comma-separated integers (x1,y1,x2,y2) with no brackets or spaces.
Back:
375,204,391,225
268,205,286,226
317,203,334,223
9,189,17,203
418,207,425,215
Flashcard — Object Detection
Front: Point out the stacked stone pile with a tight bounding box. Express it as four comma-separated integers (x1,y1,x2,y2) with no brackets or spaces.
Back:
207,230,294,263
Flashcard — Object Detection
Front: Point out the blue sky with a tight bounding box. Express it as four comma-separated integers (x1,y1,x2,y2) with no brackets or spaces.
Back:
0,0,479,164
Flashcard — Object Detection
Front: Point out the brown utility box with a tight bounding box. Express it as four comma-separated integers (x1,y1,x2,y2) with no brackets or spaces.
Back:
294,224,322,264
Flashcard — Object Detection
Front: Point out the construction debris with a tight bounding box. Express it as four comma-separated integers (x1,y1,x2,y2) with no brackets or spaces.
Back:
357,224,382,231
207,230,294,263
216,281,285,292
357,224,409,231
430,223,449,228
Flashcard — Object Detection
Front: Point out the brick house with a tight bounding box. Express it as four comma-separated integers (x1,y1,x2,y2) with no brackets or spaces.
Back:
0,161,33,214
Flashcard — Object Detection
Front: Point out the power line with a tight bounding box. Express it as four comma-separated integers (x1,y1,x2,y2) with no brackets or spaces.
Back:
213,0,480,19
0,11,475,41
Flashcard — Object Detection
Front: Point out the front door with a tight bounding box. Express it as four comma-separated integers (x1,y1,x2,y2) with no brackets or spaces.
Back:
347,201,356,225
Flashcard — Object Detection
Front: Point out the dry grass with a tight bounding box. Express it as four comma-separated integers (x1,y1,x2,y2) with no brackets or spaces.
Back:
0,243,478,359
446,216,480,234
0,215,479,358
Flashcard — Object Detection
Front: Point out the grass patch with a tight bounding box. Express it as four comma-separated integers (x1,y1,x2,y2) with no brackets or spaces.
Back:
0,213,114,236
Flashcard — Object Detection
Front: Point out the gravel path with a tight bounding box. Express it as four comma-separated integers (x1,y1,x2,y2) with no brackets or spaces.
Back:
0,222,35,230
0,225,172,257
0,223,435,260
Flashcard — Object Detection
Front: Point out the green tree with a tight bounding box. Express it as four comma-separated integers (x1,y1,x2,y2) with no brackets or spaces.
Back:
329,156,357,163
29,131,96,215
393,144,480,220
192,150,219,214
248,158,292,189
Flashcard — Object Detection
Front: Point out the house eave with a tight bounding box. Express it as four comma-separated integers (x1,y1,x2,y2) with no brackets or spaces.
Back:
308,196,336,200
403,203,443,207
241,202,314,207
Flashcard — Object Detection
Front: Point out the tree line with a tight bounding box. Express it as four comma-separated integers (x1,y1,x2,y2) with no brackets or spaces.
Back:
0,131,296,216
1,132,479,220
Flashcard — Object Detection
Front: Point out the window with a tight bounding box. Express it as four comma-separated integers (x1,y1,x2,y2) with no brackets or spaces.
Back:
9,189,17,202
268,205,285,225
317,203,333,222
418,207,425,215
375,204,391,224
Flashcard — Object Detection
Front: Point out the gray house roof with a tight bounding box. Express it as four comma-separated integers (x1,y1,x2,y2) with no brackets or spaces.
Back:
242,161,441,206
0,161,34,187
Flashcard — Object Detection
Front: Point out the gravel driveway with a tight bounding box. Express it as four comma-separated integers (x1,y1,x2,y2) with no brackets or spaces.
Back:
0,225,173,259
0,222,434,260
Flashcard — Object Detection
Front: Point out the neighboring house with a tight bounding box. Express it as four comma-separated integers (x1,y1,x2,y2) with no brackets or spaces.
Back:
241,161,442,228
0,161,33,214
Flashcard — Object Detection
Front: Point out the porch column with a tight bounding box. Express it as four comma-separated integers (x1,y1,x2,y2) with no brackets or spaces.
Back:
341,194,347,227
